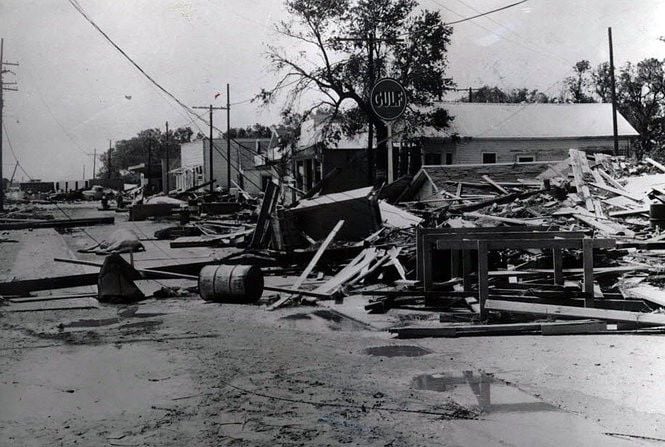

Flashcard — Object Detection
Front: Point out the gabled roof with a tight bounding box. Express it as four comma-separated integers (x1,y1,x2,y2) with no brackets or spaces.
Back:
436,102,639,139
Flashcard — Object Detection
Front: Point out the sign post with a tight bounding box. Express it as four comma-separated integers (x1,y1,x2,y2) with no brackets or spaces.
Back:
370,78,407,183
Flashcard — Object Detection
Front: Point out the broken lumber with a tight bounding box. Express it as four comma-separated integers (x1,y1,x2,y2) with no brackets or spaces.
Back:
389,320,606,338
267,219,345,310
645,157,665,173
0,216,114,230
485,299,665,326
481,175,509,194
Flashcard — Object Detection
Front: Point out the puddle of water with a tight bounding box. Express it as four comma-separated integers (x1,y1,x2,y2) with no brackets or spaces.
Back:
61,317,120,329
365,345,431,357
411,371,559,414
279,309,367,332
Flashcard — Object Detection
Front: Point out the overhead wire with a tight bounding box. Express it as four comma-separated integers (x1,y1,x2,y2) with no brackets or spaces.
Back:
444,0,528,26
3,122,33,180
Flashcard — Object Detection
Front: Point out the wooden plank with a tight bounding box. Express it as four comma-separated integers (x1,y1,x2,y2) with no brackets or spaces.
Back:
0,216,114,231
6,304,98,312
645,157,665,173
268,220,345,310
481,175,509,194
249,180,279,249
540,320,607,335
390,320,605,338
552,248,563,285
477,240,489,320
463,212,545,226
436,237,615,250
9,293,96,303
621,284,665,307
582,238,594,307
312,248,378,295
597,169,626,191
609,208,649,217
485,299,665,326
590,182,643,202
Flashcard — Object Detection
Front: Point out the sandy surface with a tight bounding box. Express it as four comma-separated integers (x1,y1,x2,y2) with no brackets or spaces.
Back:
1,204,664,446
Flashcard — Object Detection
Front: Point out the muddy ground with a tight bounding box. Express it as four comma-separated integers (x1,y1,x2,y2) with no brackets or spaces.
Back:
2,204,665,446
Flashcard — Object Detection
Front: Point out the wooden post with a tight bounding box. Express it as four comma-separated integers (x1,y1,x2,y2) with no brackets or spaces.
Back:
553,248,563,285
422,238,433,293
477,240,489,320
583,238,594,307
463,249,473,291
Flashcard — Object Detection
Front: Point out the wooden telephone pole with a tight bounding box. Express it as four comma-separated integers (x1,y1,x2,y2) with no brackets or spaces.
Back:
608,27,620,155
164,121,170,193
194,83,231,193
0,38,19,212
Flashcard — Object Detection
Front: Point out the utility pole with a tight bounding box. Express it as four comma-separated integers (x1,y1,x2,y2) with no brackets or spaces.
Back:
608,27,620,156
107,140,112,179
194,86,230,192
147,137,152,194
0,38,19,212
226,84,231,190
165,121,170,193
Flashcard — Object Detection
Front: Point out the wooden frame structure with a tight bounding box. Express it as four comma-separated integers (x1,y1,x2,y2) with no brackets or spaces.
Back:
416,227,615,319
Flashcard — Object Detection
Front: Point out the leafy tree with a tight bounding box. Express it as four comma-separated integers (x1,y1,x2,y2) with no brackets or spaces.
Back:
464,85,550,103
258,0,455,180
97,126,193,178
225,123,273,139
563,60,596,103
616,59,665,158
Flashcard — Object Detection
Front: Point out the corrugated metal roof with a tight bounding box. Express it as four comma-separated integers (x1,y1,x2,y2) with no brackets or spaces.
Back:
439,102,639,139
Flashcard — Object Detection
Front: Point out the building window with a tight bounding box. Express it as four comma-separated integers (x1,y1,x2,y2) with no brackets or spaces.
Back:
445,153,453,165
516,155,535,163
482,153,497,164
424,153,442,165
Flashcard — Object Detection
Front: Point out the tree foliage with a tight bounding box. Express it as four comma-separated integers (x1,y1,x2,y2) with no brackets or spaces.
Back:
613,58,665,158
98,126,193,178
563,60,596,103
464,85,550,103
258,0,455,143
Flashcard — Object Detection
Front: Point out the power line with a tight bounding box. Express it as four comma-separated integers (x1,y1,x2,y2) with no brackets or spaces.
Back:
445,0,528,26
3,122,32,179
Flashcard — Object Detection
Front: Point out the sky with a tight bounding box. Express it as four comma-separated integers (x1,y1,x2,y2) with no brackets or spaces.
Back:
0,0,664,181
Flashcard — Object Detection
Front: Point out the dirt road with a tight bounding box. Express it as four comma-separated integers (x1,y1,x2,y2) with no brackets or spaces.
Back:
1,206,664,446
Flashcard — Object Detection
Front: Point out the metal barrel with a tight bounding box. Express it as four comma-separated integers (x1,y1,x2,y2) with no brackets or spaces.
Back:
198,264,264,303
650,204,665,230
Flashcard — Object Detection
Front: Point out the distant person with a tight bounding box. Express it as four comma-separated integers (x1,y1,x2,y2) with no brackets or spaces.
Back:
100,194,110,210
116,194,125,209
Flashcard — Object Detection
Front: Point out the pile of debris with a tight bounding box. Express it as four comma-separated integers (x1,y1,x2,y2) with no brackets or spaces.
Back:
7,148,665,340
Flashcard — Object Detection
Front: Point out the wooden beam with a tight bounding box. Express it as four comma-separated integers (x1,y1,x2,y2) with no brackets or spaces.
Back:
590,182,643,202
0,216,114,231
268,220,345,310
645,157,665,173
390,320,606,338
485,299,665,326
481,175,509,194
477,240,489,320
582,238,594,307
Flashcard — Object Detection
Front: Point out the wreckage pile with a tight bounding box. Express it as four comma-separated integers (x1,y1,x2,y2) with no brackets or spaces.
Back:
6,149,665,338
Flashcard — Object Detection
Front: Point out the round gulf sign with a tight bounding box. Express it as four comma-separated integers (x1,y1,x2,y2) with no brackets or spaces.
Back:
370,78,407,121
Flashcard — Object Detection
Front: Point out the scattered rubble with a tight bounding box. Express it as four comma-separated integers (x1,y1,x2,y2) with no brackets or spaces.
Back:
6,149,665,338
